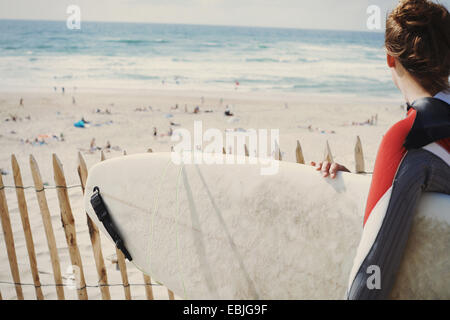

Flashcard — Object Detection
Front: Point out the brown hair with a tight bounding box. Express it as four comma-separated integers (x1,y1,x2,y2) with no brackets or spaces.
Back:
385,0,450,95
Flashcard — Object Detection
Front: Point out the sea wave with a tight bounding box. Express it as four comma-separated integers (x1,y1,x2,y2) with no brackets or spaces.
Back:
105,39,170,45
245,58,282,63
117,73,160,80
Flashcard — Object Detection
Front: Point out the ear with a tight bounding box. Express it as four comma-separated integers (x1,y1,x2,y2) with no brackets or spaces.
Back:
386,54,396,68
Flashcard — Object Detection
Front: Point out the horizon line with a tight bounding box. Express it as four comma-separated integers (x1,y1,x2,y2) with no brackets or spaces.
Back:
0,18,385,34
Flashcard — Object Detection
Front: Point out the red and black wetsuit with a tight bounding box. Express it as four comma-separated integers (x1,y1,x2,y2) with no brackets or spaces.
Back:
347,95,450,299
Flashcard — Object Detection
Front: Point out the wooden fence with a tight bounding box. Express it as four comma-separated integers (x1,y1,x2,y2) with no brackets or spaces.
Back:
0,137,366,300
0,150,175,300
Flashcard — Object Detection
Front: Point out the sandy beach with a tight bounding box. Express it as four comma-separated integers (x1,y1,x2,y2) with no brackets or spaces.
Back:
0,88,404,299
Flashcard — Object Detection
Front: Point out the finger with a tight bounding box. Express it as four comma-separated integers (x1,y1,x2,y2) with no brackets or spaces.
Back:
330,163,339,177
321,161,330,172
315,161,322,171
331,164,339,179
319,161,326,172
321,161,331,177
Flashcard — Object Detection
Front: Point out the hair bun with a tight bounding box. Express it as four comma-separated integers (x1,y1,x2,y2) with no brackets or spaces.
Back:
393,0,438,28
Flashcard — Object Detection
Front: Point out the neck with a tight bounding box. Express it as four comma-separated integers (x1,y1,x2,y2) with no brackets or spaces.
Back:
398,76,432,104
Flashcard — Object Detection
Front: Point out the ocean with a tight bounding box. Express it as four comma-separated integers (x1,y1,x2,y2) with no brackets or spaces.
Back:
0,19,397,96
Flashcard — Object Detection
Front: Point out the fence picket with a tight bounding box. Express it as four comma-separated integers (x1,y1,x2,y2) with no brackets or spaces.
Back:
0,172,24,299
29,155,65,300
275,141,282,161
355,136,365,174
324,140,334,163
100,151,132,300
295,140,305,164
143,274,154,300
116,249,132,300
52,154,88,300
78,152,111,300
11,155,44,300
244,144,249,157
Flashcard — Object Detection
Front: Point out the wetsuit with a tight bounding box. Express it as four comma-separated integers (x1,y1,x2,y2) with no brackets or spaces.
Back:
347,94,450,300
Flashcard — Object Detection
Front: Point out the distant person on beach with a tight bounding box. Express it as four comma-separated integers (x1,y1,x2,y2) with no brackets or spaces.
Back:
153,127,158,139
19,98,23,106
62,87,65,94
90,138,97,152
311,0,450,300
224,105,234,117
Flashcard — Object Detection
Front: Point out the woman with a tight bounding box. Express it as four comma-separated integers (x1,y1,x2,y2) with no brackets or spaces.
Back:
312,0,450,299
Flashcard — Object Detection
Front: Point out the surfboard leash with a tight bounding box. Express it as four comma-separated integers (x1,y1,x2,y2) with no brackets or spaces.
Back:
90,186,133,261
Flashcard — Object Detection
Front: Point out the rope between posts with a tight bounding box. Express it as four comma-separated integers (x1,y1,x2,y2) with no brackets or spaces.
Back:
0,184,82,192
0,280,162,288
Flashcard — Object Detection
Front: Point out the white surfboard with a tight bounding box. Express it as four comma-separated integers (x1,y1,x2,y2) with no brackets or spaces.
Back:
83,152,450,299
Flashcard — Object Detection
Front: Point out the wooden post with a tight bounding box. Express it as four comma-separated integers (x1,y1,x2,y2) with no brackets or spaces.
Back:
116,248,132,300
168,289,175,300
30,155,65,300
244,144,249,157
78,153,111,300
143,274,154,300
11,155,44,300
0,172,24,299
52,154,88,300
324,140,334,163
354,136,365,174
295,140,305,164
274,142,282,161
100,152,132,300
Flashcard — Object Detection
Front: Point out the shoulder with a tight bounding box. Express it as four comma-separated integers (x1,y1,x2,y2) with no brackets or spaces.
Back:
404,97,450,149
380,109,416,155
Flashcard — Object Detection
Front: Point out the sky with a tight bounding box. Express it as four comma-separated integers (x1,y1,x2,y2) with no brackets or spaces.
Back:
0,0,449,31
